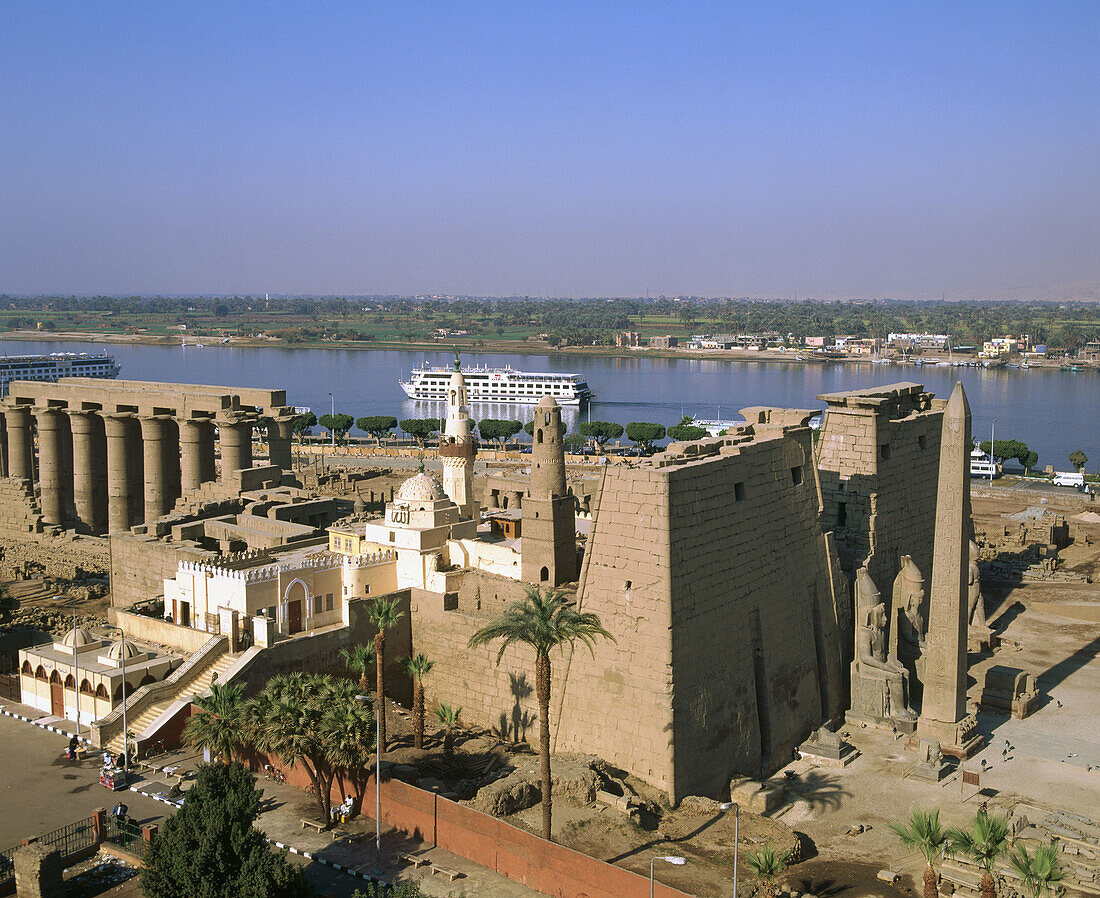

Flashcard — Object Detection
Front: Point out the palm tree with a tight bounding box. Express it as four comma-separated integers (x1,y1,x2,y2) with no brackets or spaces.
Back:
947,814,1010,898
890,809,949,898
744,847,789,898
400,654,435,750
366,598,405,753
183,681,246,763
468,586,614,841
1009,843,1064,898
340,643,375,693
434,703,462,760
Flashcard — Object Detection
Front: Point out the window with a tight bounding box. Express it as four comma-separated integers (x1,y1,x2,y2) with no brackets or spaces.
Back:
326,593,335,611
879,443,891,460
734,482,746,502
363,586,370,596
540,566,549,582
791,466,803,486
837,501,847,527
918,435,926,450
313,595,323,615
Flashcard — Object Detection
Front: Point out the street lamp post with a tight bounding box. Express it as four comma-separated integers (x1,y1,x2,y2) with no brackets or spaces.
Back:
650,855,686,897
990,418,997,484
720,802,740,897
328,393,335,448
356,694,383,873
104,625,128,768
72,593,80,739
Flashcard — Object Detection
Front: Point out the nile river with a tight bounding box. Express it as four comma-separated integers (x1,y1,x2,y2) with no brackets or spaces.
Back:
2,341,1096,473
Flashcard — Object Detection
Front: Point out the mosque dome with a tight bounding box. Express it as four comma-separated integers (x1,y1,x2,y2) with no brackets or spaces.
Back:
536,395,560,410
396,473,447,503
106,639,140,662
61,628,95,648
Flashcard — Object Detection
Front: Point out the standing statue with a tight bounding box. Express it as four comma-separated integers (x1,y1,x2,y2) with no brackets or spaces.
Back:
847,566,918,730
967,539,987,627
891,555,927,690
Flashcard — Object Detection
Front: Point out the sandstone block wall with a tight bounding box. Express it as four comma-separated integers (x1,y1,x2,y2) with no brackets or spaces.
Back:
817,383,943,631
109,533,212,609
414,426,846,802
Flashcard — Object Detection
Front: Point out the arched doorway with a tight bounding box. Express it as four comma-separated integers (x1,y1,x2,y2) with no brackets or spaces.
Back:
282,580,307,634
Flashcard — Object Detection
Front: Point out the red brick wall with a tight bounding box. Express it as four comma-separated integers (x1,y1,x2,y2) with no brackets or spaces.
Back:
246,751,690,898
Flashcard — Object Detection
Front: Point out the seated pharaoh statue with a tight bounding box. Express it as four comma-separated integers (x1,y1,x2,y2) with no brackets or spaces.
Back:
847,565,918,732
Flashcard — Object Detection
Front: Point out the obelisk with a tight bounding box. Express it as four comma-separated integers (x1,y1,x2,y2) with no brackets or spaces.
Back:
917,382,983,758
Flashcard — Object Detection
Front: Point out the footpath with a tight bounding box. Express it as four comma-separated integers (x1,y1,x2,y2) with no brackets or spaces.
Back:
0,698,540,898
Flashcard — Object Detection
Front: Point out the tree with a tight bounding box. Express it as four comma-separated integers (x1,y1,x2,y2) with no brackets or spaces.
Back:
291,412,316,444
243,673,373,825
478,419,524,448
141,761,311,898
400,418,440,447
1022,450,1039,475
366,597,405,752
318,412,355,445
744,846,790,898
400,654,435,750
890,809,948,898
947,814,1010,898
564,433,586,453
666,424,707,442
351,885,424,898
578,421,623,449
468,586,613,841
0,586,15,625
355,416,398,440
340,643,375,693
1009,842,1064,898
183,681,247,763
434,703,462,760
979,439,1031,466
1070,450,1088,472
625,421,666,454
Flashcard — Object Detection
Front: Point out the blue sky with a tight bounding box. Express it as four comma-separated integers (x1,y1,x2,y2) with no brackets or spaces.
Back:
1,2,1098,298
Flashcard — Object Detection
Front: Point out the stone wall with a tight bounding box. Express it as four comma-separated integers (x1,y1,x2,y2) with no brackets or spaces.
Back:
817,383,943,629
111,609,216,654
416,425,846,802
0,530,109,581
109,533,212,609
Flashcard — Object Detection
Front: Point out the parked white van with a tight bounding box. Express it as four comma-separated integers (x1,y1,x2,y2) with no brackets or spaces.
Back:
970,459,998,478
1053,471,1085,488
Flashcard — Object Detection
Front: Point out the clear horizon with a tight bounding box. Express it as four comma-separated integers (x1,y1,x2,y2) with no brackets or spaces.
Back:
2,2,1099,300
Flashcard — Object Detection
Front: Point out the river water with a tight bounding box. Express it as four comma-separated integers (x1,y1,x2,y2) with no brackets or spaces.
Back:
2,340,1095,472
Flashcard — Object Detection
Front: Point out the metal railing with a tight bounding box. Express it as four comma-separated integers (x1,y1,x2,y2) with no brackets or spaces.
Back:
103,817,147,860
33,816,97,860
0,844,15,892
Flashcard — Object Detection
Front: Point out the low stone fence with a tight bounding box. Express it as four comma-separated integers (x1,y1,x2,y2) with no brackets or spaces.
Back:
111,610,214,654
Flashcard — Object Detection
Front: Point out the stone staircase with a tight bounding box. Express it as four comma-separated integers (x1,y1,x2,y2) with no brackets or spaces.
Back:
106,649,236,753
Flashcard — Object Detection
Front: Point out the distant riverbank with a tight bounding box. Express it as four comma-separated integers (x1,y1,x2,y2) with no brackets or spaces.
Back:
1,328,1087,371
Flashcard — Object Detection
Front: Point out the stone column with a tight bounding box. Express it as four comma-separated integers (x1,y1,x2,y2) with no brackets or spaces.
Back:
68,410,107,534
104,413,137,532
35,407,65,527
140,415,173,522
268,416,295,471
161,417,181,510
178,417,214,493
5,405,33,481
217,413,253,483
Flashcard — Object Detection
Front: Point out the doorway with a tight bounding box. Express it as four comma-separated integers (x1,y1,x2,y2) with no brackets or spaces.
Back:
50,681,64,717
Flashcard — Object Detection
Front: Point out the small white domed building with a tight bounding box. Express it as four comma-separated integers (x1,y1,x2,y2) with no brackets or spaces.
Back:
19,628,180,724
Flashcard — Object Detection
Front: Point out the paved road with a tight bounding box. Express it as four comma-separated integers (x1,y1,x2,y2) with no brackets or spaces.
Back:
0,713,170,849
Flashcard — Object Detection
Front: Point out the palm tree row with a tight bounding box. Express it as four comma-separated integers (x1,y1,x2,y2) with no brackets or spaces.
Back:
183,673,374,824
891,808,1064,898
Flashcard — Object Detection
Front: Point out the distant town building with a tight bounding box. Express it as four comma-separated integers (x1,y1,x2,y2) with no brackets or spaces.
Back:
979,337,1020,359
616,331,641,347
888,333,950,351
649,335,679,349
1079,341,1100,362
804,336,827,349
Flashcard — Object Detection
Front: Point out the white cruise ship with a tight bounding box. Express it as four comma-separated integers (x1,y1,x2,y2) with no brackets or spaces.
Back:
400,364,591,405
0,352,122,397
